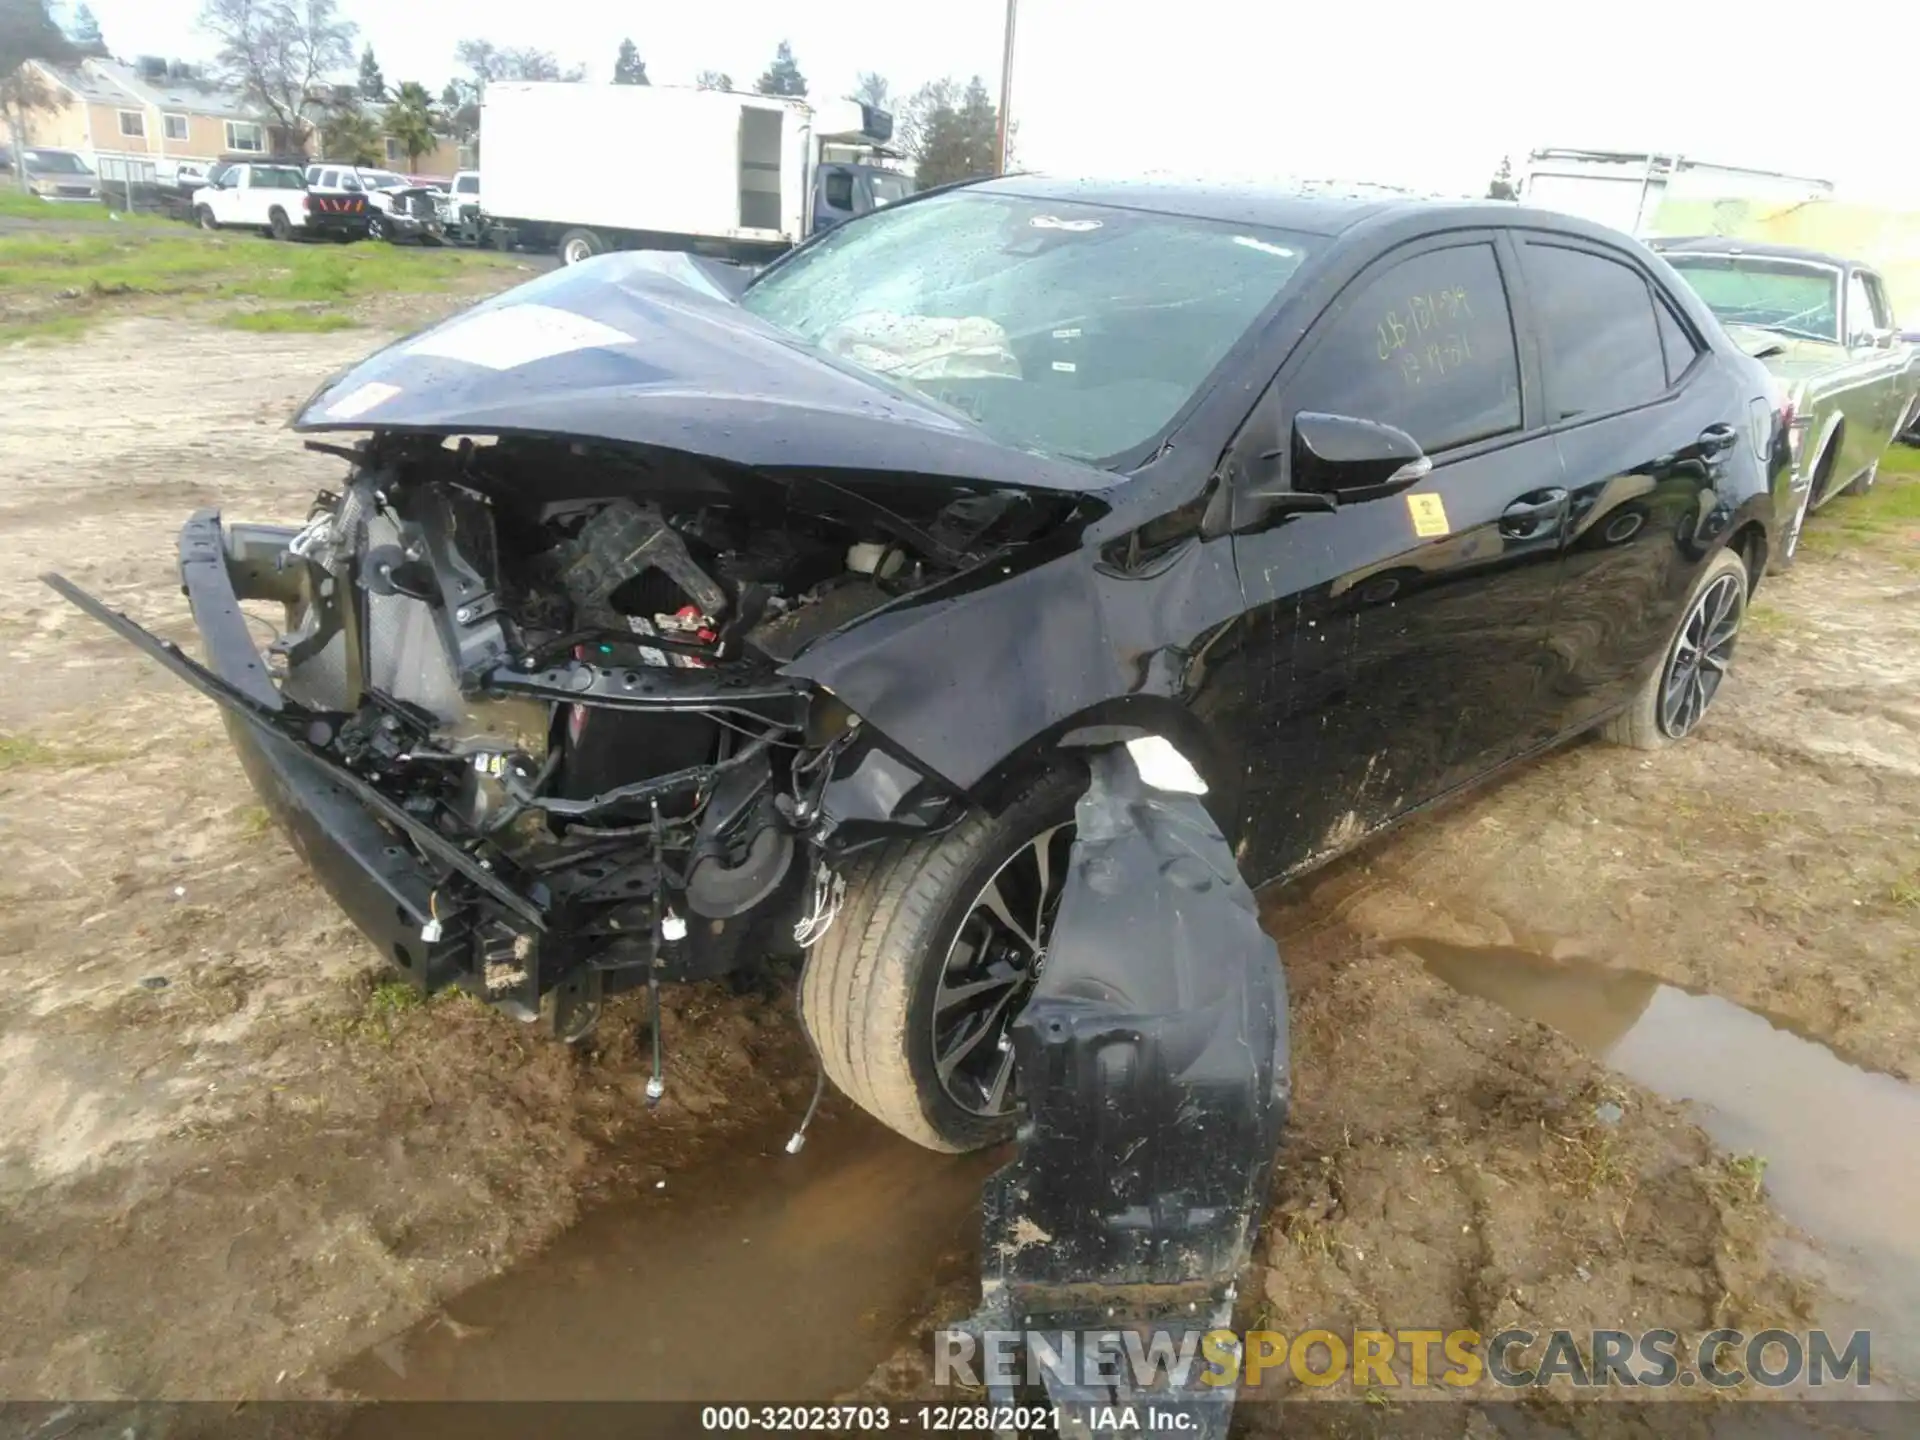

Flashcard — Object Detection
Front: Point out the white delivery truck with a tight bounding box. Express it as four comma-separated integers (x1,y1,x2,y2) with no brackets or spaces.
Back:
1516,149,1835,238
480,82,914,265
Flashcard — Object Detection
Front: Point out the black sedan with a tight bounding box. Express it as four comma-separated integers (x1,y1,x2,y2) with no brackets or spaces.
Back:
50,176,1785,1155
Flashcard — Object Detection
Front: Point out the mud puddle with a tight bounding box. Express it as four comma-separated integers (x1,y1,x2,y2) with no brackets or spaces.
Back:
1409,937,1920,1387
332,1107,998,1420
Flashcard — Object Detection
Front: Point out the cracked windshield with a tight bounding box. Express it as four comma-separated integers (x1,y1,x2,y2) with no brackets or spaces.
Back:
743,191,1314,462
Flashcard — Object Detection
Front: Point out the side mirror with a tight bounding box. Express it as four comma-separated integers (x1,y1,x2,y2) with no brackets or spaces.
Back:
1289,412,1431,501
1228,412,1430,536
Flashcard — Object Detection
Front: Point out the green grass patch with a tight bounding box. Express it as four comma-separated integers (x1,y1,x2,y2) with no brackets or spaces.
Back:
1796,464,1920,566
0,730,126,768
0,187,173,224
0,227,521,340
0,313,94,346
0,733,60,769
220,308,360,334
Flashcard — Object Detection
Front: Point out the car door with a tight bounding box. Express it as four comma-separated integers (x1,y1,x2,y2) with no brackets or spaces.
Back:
1229,233,1568,882
1515,234,1751,732
234,166,267,225
1848,269,1907,452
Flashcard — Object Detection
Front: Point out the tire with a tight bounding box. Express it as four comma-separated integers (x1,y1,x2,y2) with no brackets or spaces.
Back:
267,207,292,242
558,228,606,265
1603,547,1748,751
799,766,1084,1152
195,205,217,231
1845,457,1880,498
367,212,387,243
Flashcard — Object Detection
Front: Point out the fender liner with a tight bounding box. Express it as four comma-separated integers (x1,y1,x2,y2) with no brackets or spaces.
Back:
965,745,1289,1437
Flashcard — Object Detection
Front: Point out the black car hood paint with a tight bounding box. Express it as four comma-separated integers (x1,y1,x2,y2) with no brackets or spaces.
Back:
292,254,1119,495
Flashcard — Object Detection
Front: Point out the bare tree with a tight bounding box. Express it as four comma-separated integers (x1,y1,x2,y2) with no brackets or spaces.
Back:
850,71,889,110
895,77,956,168
1,63,62,183
694,70,732,92
453,39,584,88
198,0,357,153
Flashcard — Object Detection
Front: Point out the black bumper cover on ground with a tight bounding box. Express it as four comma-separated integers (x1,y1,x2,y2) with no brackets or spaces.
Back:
45,511,484,990
969,747,1290,1438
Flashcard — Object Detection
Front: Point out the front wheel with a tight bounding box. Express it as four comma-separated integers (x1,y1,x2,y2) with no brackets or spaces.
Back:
799,768,1083,1152
557,227,606,265
195,205,218,231
367,212,387,243
1603,547,1748,750
267,207,292,242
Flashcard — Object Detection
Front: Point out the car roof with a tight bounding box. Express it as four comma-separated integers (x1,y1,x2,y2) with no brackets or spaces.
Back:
962,174,1612,241
1651,236,1856,269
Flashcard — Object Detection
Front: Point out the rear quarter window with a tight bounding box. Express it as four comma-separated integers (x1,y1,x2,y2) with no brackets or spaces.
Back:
1521,242,1669,419
1655,295,1701,385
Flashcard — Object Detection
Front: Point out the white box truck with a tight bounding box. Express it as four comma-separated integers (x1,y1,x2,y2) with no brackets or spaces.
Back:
1516,149,1835,238
480,82,914,265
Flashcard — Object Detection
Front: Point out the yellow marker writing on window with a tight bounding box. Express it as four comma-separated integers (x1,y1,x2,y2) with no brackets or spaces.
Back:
1406,492,1450,538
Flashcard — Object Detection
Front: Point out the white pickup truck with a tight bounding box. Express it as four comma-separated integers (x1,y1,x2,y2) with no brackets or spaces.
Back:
191,162,369,241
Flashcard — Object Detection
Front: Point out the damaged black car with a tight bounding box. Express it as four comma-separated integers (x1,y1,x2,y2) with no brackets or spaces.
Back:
53,177,1782,1164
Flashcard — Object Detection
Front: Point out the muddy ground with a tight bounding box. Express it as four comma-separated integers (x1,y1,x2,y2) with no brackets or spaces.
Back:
1,313,1916,1421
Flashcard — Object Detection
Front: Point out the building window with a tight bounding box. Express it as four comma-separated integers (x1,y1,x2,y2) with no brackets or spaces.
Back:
118,110,146,138
384,137,404,166
163,113,189,141
225,121,264,153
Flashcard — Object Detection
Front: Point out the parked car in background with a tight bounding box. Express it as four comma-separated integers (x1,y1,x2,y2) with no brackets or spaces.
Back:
51,181,1785,1153
1653,238,1920,563
305,164,445,244
192,162,368,241
15,147,100,202
438,169,482,238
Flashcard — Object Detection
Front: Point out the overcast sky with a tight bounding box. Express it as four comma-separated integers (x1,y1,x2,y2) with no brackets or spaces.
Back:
72,0,1912,203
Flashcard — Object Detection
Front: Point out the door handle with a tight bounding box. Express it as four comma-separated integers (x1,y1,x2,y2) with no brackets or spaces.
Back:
1499,488,1569,537
1698,423,1738,455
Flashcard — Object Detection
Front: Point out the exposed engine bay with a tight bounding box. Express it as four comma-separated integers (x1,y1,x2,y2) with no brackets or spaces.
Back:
249,434,1078,1025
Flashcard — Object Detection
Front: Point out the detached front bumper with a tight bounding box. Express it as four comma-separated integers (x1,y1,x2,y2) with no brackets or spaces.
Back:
45,512,555,1011
378,210,445,241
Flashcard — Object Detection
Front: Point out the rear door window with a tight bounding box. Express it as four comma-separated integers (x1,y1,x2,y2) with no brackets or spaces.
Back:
1522,242,1669,419
1286,241,1522,454
1655,295,1701,385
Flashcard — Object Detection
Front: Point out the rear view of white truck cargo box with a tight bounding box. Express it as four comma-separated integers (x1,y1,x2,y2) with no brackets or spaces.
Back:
481,82,809,246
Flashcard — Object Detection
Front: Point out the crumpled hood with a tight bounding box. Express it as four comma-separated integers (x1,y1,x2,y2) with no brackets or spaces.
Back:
293,254,1118,494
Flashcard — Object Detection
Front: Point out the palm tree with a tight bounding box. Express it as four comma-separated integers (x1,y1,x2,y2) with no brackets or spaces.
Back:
383,81,438,170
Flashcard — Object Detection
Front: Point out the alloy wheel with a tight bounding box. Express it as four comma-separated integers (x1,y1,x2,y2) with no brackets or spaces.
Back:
1659,573,1743,739
930,822,1075,1117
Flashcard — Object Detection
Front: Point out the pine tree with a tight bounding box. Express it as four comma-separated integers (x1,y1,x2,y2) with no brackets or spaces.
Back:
754,40,806,97
612,38,648,85
1487,155,1516,201
357,45,386,101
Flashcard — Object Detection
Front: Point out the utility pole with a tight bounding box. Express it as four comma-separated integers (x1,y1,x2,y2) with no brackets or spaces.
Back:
995,0,1017,174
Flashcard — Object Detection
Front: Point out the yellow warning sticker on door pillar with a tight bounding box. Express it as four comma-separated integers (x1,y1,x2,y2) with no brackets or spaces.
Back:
1406,492,1451,538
